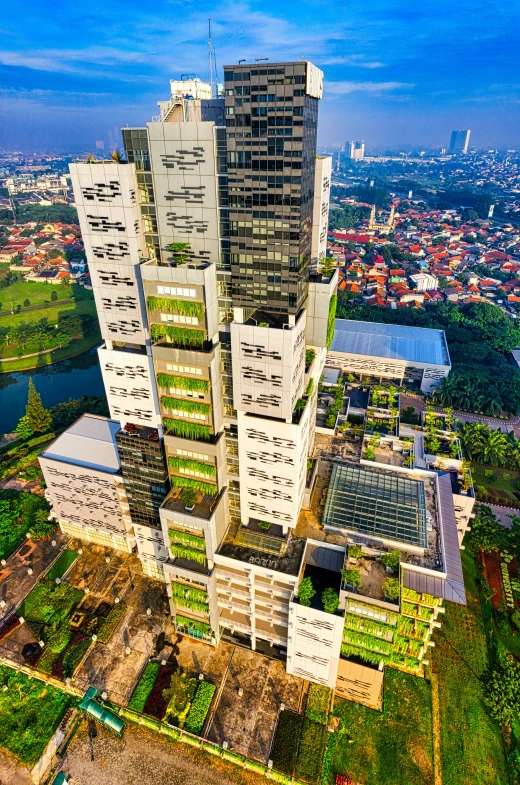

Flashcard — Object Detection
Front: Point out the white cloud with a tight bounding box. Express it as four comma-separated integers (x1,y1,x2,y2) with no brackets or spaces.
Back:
325,81,413,95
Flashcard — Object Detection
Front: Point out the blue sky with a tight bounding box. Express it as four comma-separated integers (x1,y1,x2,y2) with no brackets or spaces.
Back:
1,0,519,151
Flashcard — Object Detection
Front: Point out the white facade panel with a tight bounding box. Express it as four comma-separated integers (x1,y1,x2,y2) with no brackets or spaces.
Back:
98,345,161,428
286,601,344,687
231,315,306,422
311,156,332,268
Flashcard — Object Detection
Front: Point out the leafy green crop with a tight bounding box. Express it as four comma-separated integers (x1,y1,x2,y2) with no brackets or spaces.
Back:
184,681,216,734
128,661,161,712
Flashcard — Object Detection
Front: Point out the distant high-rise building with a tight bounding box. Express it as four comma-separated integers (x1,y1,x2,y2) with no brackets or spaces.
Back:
449,130,471,154
345,140,365,160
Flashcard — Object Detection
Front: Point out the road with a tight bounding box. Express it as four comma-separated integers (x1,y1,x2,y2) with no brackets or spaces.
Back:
400,394,520,437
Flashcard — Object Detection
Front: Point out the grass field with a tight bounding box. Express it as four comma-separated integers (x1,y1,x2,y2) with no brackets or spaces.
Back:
431,550,509,785
471,463,520,496
0,664,76,764
0,279,76,310
0,296,96,335
0,331,101,372
329,669,434,785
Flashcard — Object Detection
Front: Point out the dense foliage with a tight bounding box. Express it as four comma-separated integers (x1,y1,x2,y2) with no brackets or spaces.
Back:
96,602,126,643
458,422,520,469
49,395,109,430
16,204,79,224
294,717,327,784
24,378,52,433
0,665,75,764
129,662,161,712
297,576,316,606
162,668,198,726
163,418,212,441
0,489,52,560
0,310,98,359
271,710,303,774
184,680,216,734
337,299,520,415
305,683,331,725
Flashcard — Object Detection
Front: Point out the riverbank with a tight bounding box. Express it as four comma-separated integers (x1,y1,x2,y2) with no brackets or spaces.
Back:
0,332,101,373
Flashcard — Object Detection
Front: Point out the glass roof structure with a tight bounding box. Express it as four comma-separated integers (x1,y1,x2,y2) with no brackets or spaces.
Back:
322,464,428,548
234,528,286,556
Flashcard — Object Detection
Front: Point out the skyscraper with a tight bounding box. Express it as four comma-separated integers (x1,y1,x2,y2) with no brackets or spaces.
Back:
345,140,365,160
40,64,467,698
449,130,471,154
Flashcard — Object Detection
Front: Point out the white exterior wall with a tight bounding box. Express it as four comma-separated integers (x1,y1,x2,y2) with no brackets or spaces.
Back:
326,349,450,393
286,601,344,687
231,315,306,422
69,162,149,345
311,156,332,268
98,346,161,429
236,404,310,530
147,121,221,267
39,455,130,547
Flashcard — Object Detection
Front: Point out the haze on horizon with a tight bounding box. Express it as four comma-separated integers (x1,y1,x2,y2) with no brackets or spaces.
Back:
0,0,518,153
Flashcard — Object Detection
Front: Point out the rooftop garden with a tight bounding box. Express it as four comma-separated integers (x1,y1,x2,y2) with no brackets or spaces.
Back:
362,434,414,468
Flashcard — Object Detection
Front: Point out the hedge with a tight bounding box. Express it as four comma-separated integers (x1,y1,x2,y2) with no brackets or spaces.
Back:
45,549,79,583
184,681,216,734
271,710,303,775
128,661,161,712
151,324,206,348
163,418,212,441
161,396,211,415
157,373,209,393
147,297,205,320
294,718,327,785
97,602,126,644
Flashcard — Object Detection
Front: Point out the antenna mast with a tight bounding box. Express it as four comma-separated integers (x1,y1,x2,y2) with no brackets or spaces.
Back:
208,19,218,98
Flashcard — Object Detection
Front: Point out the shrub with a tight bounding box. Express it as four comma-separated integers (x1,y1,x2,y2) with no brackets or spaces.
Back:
61,637,91,677
380,549,401,572
305,349,316,368
271,710,303,774
348,544,363,560
47,621,73,654
129,662,161,712
305,683,331,725
96,603,126,644
341,568,361,588
382,577,400,601
512,610,520,631
297,576,315,606
321,588,339,614
184,680,216,734
180,488,197,508
257,520,272,531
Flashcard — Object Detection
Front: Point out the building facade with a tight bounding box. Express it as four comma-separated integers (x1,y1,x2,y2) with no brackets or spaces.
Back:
345,141,365,160
39,64,468,704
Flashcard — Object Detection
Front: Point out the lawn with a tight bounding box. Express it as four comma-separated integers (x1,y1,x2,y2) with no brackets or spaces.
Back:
0,297,97,339
46,549,79,583
329,669,433,785
0,279,76,310
0,664,76,765
471,463,520,504
0,331,101,372
431,550,509,785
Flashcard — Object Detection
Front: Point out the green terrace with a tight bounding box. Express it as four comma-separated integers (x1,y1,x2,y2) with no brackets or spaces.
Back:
168,455,216,479
150,323,207,349
157,372,209,393
174,614,212,642
147,296,205,321
161,396,211,418
171,580,209,615
163,419,213,442
169,528,207,566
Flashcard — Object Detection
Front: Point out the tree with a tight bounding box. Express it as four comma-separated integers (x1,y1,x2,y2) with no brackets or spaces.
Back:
297,576,316,606
483,656,520,727
50,290,58,302
23,299,30,307
321,588,339,614
14,415,33,440
341,568,361,588
465,504,507,552
30,509,57,540
380,550,401,572
24,379,52,434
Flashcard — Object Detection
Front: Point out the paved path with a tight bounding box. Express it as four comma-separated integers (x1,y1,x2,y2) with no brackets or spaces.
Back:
0,298,73,317
487,503,520,528
400,394,520,436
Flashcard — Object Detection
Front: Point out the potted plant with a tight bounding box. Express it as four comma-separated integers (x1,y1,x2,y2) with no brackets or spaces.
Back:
180,488,197,512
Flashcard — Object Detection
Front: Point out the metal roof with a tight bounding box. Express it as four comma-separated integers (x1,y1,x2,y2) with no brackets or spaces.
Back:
41,415,121,474
402,473,466,605
305,543,345,572
330,319,451,367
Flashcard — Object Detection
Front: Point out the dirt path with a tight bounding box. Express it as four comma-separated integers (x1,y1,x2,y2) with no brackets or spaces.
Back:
60,721,269,785
430,673,442,785
0,748,33,785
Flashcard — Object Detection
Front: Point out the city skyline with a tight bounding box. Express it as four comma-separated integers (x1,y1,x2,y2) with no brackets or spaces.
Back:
0,0,519,152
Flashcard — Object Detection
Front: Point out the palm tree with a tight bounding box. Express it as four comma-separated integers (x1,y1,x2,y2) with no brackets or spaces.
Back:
481,429,509,467
110,149,125,163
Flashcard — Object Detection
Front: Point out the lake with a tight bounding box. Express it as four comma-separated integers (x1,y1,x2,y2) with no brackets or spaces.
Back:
0,346,105,434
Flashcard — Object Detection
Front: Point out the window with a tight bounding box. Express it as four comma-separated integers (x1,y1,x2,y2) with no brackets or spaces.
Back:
157,286,196,297
160,313,199,326
167,387,205,400
177,449,210,461
166,363,203,375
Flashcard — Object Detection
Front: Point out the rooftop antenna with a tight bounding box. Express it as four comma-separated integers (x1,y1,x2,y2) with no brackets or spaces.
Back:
255,58,269,63
208,19,218,97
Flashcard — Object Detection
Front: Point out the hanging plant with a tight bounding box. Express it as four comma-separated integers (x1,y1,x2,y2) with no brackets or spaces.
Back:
168,456,216,476
169,528,205,550
151,324,206,348
161,396,211,415
157,373,209,392
163,419,212,441
147,297,205,320
172,475,217,496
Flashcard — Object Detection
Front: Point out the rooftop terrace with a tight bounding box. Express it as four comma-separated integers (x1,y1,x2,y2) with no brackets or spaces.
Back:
217,524,306,576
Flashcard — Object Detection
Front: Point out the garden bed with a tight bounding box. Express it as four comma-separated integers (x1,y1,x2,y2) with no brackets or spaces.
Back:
271,710,304,775
45,549,79,582
0,664,76,765
128,661,161,712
